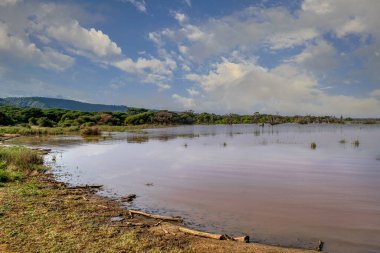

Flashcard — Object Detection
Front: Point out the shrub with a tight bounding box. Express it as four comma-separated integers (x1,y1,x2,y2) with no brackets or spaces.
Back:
37,117,54,127
80,127,101,136
310,142,317,149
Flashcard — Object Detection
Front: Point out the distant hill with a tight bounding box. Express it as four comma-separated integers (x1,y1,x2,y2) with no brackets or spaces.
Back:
0,97,128,112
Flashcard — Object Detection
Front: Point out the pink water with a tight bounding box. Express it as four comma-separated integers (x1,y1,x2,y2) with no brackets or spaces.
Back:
38,124,380,253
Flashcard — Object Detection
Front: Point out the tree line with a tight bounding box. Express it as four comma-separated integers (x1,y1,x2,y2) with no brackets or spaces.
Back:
0,105,345,128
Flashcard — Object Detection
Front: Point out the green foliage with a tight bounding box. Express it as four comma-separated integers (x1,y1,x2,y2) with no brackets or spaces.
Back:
37,117,54,127
125,112,154,125
0,103,359,130
0,169,24,183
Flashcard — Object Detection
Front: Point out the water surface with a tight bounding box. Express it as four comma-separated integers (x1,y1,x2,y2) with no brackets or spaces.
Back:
16,124,380,253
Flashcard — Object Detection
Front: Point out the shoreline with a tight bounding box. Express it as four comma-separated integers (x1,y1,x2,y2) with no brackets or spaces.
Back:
0,146,319,253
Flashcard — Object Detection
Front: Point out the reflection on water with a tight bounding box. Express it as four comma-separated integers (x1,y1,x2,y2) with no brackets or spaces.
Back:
17,124,380,253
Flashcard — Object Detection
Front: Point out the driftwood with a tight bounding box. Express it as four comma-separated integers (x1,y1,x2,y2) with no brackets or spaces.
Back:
128,210,182,222
179,227,226,240
233,236,250,243
178,227,249,243
67,184,103,189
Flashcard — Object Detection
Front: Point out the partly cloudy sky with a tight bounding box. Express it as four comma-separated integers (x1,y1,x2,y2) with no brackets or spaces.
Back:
1,0,379,117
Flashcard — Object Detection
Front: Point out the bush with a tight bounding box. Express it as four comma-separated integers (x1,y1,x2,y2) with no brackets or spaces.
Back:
37,117,54,127
80,127,101,136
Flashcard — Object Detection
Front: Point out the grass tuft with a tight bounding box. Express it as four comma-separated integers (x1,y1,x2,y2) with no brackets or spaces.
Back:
310,142,317,150
353,139,360,147
80,126,101,136
0,147,43,183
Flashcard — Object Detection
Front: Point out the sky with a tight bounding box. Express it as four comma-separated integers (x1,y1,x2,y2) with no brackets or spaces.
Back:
0,0,380,117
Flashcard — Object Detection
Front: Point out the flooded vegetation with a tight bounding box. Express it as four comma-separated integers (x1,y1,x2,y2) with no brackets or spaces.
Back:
12,124,379,253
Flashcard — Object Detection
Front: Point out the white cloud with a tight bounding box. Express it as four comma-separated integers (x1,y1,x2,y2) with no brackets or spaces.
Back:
113,56,177,89
156,1,380,62
185,58,380,116
178,44,188,54
148,32,162,46
290,40,338,74
172,94,195,109
301,0,333,15
46,20,122,59
122,0,146,13
336,17,367,38
370,89,380,98
187,88,200,96
186,59,252,91
268,29,318,50
0,22,74,71
0,0,21,6
174,12,188,24
158,83,171,91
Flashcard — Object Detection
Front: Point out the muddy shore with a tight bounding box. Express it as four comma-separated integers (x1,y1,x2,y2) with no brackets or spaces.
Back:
0,156,319,253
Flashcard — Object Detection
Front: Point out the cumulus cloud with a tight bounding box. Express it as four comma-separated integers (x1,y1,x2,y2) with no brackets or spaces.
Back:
187,88,200,96
46,21,122,59
185,58,380,117
172,94,195,109
290,39,338,75
336,17,367,38
113,56,177,89
0,22,74,71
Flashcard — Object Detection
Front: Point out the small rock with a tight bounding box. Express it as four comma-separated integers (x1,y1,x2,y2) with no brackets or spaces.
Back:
110,216,124,222
121,194,136,202
316,240,324,251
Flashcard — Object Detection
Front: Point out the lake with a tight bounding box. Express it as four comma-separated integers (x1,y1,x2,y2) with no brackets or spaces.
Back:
16,124,380,253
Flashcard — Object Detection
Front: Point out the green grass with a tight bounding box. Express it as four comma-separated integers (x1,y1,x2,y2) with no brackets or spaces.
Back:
17,179,47,197
0,169,24,183
0,126,79,136
80,126,101,136
0,147,44,183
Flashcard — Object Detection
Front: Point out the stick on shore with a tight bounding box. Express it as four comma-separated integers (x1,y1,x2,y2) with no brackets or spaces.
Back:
178,227,250,243
128,210,182,222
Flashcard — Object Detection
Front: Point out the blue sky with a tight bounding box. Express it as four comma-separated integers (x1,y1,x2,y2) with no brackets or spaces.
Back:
0,0,379,117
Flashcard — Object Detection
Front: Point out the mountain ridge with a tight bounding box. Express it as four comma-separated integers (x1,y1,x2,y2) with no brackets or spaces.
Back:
0,97,128,112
